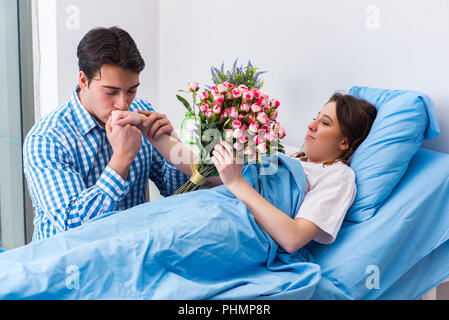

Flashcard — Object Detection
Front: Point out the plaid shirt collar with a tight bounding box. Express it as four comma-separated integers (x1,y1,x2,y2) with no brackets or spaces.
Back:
70,86,104,136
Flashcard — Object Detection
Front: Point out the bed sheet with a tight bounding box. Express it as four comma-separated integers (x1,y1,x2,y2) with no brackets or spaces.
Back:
0,153,322,299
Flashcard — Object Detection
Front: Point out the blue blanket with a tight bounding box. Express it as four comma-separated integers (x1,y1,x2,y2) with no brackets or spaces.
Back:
0,153,321,299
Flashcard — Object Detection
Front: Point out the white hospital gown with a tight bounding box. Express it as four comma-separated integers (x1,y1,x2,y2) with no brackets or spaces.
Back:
294,157,357,244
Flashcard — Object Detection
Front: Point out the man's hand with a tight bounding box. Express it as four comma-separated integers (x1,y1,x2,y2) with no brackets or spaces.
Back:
106,116,143,180
137,110,178,142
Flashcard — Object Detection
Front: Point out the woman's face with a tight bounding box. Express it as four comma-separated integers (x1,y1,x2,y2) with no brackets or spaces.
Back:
303,101,349,164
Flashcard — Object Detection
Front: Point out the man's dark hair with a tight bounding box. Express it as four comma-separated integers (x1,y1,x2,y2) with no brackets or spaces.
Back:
77,26,145,85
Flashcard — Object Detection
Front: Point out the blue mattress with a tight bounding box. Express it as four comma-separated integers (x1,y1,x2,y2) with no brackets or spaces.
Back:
303,147,449,299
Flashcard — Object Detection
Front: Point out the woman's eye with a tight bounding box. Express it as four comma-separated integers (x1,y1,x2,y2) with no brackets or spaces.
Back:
322,122,329,126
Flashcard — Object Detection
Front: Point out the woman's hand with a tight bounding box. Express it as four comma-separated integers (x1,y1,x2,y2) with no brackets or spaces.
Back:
112,110,149,136
137,110,177,142
211,140,244,188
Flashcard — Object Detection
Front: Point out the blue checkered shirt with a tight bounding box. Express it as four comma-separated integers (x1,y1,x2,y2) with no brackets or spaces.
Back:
23,88,189,242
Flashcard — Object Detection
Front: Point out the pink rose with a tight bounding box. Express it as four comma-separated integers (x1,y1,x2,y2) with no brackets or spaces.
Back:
257,98,265,106
240,102,251,112
252,88,261,99
256,142,267,154
200,103,208,112
238,113,246,121
269,110,278,121
238,84,249,92
253,135,265,145
251,103,262,113
218,83,228,94
241,123,248,131
205,109,214,119
264,131,277,142
214,94,224,104
221,109,229,119
213,104,222,114
232,120,242,129
257,112,269,124
270,99,280,108
278,126,286,139
201,91,209,100
229,107,239,119
233,128,243,139
232,88,242,99
223,81,233,89
244,146,255,156
233,141,243,151
225,129,234,140
243,91,254,101
187,81,199,92
239,135,249,144
248,123,259,135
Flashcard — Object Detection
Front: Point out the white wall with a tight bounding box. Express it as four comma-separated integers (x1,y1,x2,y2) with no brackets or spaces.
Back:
34,0,159,117
159,0,449,154
34,0,449,154
34,0,58,119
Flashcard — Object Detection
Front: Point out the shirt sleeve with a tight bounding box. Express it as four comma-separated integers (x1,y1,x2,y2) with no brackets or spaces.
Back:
295,177,356,244
23,134,131,234
133,98,189,197
148,146,189,197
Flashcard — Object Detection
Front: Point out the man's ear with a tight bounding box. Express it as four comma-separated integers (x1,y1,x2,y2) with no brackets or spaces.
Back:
79,71,89,91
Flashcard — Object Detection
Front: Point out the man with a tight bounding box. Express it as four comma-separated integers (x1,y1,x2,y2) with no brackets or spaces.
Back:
23,27,198,241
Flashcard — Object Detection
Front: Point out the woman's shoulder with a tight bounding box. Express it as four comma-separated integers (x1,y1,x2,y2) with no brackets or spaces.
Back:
326,161,355,183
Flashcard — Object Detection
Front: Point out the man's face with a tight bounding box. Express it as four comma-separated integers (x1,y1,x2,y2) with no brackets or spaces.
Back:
78,64,140,126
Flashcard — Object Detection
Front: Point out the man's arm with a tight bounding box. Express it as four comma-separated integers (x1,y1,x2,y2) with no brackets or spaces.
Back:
114,110,223,190
23,134,131,236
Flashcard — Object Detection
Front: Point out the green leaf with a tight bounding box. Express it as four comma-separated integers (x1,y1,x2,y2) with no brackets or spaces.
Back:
176,94,192,113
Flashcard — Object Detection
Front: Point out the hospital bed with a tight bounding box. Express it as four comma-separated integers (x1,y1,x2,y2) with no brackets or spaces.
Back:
283,145,449,300
147,85,449,300
1,86,447,300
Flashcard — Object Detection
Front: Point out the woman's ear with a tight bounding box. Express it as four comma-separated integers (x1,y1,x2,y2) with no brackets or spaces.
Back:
339,137,349,151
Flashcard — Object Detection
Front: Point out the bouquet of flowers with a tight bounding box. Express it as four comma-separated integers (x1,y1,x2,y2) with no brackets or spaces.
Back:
174,60,286,194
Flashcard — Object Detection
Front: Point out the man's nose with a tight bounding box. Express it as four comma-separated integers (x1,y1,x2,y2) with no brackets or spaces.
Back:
114,94,129,111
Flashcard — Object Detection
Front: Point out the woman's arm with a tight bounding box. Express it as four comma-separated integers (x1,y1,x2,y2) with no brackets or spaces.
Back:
113,111,222,188
211,141,321,253
150,134,223,188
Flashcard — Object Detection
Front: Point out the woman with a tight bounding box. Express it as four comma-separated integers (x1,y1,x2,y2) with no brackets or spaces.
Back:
210,92,377,251
117,92,377,252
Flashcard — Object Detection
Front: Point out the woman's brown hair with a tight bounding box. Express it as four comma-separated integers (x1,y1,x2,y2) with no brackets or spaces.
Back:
292,92,377,167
